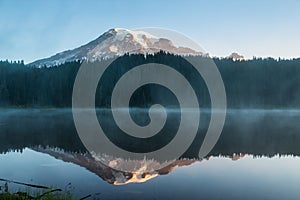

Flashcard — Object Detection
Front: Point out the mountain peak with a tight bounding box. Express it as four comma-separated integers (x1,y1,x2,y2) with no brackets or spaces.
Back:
30,28,203,67
227,52,245,61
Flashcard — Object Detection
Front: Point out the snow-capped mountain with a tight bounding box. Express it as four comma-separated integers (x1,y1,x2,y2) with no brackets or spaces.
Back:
227,52,245,61
30,28,203,67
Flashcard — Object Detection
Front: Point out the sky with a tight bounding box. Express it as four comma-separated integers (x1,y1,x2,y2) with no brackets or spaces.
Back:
0,0,300,63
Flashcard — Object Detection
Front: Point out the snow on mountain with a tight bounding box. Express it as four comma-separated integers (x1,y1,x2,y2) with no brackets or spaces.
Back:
227,52,245,61
30,28,203,67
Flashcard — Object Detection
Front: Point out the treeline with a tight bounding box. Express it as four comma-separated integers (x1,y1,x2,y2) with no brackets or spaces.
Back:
0,60,80,107
1,52,300,108
215,57,300,108
1,109,300,157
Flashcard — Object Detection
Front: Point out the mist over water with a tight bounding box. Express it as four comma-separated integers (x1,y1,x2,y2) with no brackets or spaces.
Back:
1,108,300,156
1,108,300,199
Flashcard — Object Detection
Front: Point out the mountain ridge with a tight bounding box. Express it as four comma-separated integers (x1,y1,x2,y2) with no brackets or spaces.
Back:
30,28,203,67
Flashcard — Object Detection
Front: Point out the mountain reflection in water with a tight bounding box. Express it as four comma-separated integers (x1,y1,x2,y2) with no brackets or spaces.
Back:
1,108,300,199
33,146,198,185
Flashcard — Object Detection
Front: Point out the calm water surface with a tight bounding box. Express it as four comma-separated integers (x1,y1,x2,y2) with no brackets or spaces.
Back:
0,109,300,199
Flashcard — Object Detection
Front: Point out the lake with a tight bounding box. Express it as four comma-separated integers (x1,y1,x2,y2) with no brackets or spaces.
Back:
0,109,300,199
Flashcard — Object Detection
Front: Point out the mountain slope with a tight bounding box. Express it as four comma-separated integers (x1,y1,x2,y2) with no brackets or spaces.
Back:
30,28,203,67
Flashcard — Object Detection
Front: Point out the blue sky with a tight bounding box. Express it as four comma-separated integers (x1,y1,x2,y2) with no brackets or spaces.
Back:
1,0,300,63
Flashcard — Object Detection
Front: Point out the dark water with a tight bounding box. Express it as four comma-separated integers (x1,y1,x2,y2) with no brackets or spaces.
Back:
0,109,300,199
